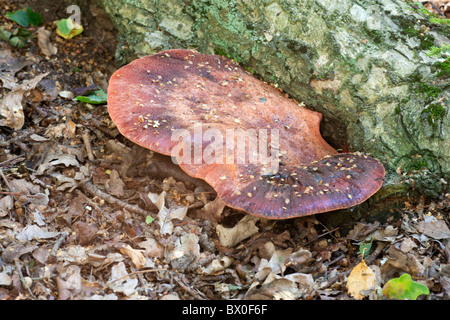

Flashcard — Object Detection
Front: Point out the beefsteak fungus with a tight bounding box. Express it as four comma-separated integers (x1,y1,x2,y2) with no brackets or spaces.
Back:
107,49,385,219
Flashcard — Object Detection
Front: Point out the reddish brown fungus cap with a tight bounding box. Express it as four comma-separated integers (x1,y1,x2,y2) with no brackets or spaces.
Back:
107,49,385,219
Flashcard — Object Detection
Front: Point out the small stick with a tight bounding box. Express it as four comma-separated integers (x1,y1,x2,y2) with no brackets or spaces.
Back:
0,168,13,190
50,232,68,257
79,179,154,217
82,130,95,161
0,131,31,147
91,118,119,138
365,242,387,265
303,227,340,246
0,154,25,167
173,274,207,300
14,259,37,300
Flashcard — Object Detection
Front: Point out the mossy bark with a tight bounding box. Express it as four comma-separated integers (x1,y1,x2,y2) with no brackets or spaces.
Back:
98,0,449,197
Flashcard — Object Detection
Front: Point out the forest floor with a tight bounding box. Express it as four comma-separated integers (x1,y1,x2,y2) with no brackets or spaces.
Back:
0,0,449,301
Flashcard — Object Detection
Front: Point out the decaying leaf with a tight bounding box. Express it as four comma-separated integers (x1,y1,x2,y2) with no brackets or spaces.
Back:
148,191,188,235
137,238,164,258
72,222,98,246
2,243,37,263
37,27,57,56
0,273,12,286
165,233,200,271
16,225,60,241
0,72,49,129
107,169,125,197
108,262,138,296
120,244,146,269
201,255,234,275
216,215,260,247
56,245,88,265
0,48,31,89
0,195,14,217
346,259,377,300
415,216,450,240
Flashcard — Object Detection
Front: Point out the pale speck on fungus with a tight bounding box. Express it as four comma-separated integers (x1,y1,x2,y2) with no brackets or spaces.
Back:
107,49,386,219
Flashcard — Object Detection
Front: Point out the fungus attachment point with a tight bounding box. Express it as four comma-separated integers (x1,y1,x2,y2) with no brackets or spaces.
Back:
108,49,385,219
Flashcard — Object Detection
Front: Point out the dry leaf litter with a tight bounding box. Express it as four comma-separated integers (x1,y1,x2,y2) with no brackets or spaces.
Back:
0,0,449,300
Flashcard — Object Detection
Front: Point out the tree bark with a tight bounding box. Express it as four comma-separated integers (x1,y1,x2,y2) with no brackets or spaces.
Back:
98,0,449,197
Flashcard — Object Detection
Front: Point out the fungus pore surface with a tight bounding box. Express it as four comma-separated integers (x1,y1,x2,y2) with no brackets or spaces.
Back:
107,49,385,219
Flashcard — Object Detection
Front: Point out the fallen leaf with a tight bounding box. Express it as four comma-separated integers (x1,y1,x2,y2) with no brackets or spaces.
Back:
0,273,12,286
268,248,293,274
0,48,31,89
382,245,425,277
216,215,259,247
149,191,188,235
36,153,80,175
2,243,37,263
0,195,14,217
137,238,164,258
32,247,50,264
382,273,429,300
56,245,88,264
109,262,138,296
16,225,60,241
165,233,200,271
201,255,234,274
108,169,125,197
120,244,146,269
74,89,106,104
72,221,98,245
346,259,377,300
398,237,418,253
6,7,43,27
0,72,49,129
416,216,450,240
37,27,57,56
56,18,84,39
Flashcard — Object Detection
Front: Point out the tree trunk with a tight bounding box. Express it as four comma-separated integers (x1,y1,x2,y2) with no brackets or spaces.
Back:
98,0,449,198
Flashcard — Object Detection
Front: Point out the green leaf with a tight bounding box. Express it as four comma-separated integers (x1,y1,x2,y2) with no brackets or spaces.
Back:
0,27,33,48
359,237,373,260
56,19,83,39
6,7,43,27
145,216,155,224
382,273,430,300
74,89,107,104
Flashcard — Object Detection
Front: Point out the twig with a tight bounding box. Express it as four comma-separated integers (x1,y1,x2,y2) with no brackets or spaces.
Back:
14,259,37,300
0,154,25,167
173,274,207,300
91,118,119,138
50,232,68,257
82,129,95,161
0,168,17,202
79,179,154,217
303,227,340,246
365,242,388,265
0,131,31,147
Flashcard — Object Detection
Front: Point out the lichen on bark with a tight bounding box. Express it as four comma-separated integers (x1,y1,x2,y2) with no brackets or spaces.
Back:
99,0,449,197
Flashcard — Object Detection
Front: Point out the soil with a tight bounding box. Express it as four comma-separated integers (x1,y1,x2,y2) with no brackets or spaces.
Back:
0,0,449,301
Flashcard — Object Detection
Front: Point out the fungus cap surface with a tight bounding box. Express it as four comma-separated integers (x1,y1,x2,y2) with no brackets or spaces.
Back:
107,49,385,219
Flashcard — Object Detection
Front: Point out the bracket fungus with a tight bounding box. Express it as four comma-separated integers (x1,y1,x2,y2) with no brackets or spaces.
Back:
107,49,385,219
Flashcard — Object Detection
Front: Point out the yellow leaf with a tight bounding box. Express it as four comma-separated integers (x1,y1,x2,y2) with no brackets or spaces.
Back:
346,259,376,300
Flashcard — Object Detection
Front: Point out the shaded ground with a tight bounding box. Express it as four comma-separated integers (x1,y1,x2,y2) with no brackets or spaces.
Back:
0,0,449,300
